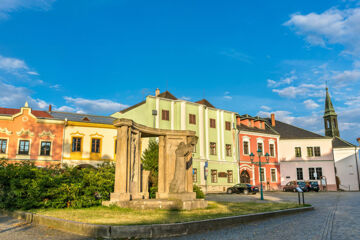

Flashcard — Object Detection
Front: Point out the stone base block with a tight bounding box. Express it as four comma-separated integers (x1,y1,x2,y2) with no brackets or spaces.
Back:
102,199,208,210
109,192,149,202
156,192,196,201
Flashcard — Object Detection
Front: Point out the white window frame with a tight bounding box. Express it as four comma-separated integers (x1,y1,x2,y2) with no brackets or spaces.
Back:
259,167,266,182
242,136,250,155
256,138,264,155
269,139,276,157
270,168,277,183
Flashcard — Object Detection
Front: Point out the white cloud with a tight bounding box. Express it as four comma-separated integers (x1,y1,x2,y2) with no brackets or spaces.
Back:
272,84,325,98
285,7,360,54
62,97,129,114
260,105,271,111
257,110,296,124
180,96,191,101
0,55,28,71
27,71,39,76
332,69,360,85
223,91,232,100
0,0,56,19
0,81,49,109
303,99,320,109
219,49,252,63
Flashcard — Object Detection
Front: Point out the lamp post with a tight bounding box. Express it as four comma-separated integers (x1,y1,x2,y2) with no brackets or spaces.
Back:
250,150,270,200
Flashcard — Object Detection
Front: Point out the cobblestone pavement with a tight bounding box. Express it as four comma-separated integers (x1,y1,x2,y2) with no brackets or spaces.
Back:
167,192,360,240
1,192,359,239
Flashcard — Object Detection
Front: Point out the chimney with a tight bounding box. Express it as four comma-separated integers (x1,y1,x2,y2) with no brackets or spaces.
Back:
271,113,276,127
48,104,52,112
236,116,241,126
155,88,160,97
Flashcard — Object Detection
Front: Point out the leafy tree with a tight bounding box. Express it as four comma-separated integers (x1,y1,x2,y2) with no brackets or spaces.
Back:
141,139,159,198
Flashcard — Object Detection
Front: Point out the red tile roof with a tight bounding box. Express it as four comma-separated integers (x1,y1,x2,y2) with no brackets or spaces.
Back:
0,107,53,118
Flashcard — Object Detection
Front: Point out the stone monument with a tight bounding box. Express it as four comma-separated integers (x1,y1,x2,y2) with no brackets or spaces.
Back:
103,118,207,210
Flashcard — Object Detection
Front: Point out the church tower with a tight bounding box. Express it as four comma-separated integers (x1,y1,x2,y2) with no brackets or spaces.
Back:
323,87,340,137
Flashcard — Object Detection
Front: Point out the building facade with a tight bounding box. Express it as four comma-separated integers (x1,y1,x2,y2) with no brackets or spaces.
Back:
0,103,64,167
323,88,360,191
267,115,337,191
237,115,281,190
50,111,117,167
112,89,239,192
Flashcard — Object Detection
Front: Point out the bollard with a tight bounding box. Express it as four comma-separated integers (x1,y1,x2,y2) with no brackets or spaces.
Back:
298,192,301,205
302,192,305,205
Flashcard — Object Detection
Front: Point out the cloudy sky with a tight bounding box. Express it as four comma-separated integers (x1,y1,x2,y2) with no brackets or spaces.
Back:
0,0,359,144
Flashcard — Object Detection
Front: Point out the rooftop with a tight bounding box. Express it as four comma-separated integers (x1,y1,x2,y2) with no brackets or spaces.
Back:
50,111,116,125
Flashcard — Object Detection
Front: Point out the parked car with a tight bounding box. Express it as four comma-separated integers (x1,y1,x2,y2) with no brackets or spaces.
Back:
226,183,259,195
283,181,309,192
306,181,320,192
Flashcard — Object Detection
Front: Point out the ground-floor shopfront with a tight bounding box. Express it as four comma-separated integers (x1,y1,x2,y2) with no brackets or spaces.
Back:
280,160,337,191
192,159,239,193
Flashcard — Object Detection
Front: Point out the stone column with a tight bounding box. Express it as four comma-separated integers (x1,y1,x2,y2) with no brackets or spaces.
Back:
157,136,166,196
112,125,131,201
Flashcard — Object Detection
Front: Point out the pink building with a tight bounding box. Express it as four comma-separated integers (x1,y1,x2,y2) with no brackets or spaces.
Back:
237,115,281,190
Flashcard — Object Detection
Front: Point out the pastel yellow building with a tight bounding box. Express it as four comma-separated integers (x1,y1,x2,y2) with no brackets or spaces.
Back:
50,111,118,167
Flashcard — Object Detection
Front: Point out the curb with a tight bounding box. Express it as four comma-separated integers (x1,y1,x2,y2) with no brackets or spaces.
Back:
0,206,314,239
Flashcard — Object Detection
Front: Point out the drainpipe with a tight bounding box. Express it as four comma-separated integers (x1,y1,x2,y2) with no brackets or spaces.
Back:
60,118,67,168
355,146,360,191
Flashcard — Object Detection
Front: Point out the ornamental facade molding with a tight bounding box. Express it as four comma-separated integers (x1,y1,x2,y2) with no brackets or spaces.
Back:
16,128,34,137
38,130,55,139
0,128,12,135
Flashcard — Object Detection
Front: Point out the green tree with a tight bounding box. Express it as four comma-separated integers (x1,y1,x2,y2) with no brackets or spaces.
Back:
141,139,159,198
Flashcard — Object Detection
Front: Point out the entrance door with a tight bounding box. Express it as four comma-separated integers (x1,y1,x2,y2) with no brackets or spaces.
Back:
240,170,250,184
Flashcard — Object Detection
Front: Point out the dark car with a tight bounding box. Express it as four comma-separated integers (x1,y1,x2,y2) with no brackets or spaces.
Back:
226,183,259,195
283,181,308,192
306,181,320,192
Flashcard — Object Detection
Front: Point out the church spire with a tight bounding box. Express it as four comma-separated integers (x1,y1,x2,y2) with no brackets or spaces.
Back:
323,87,339,137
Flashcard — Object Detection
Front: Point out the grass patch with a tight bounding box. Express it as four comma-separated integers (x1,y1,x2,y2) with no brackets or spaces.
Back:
31,201,309,225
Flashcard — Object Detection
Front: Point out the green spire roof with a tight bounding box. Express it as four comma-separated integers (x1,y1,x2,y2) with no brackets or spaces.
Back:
324,87,337,117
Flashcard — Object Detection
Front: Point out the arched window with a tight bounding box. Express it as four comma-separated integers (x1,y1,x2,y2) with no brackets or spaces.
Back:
326,119,330,129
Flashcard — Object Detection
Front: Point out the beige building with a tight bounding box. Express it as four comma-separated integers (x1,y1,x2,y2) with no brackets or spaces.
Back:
50,111,118,167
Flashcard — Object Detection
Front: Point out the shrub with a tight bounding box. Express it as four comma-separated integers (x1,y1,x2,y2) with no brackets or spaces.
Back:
0,161,115,210
193,185,205,199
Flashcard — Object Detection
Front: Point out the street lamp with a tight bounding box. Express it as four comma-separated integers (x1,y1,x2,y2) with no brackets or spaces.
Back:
250,149,270,200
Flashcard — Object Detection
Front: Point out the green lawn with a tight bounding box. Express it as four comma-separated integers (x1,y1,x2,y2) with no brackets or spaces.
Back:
31,201,307,225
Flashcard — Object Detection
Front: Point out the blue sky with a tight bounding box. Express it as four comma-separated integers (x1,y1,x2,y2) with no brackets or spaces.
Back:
0,0,360,143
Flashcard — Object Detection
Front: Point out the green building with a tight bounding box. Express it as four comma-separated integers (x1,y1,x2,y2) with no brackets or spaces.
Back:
111,89,239,192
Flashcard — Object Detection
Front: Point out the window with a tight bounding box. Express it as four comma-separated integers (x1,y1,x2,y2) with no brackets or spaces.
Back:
40,141,51,156
189,114,196,124
114,140,117,154
260,168,265,182
257,142,263,153
309,168,315,180
162,110,169,121
226,144,232,157
314,147,321,157
316,168,322,180
270,144,275,157
296,168,303,180
72,137,82,152
0,139,7,154
243,141,249,155
193,168,197,183
227,170,233,183
225,121,231,131
295,147,302,157
91,139,101,153
210,118,216,128
271,169,277,182
18,140,30,155
211,170,218,183
307,147,314,157
210,142,216,155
